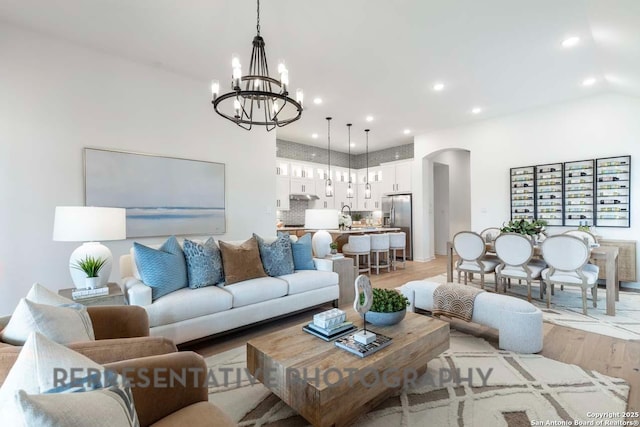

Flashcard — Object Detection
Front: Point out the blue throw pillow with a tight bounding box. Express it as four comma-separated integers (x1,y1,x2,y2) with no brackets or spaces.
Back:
291,233,316,270
253,233,295,277
133,236,187,300
183,238,225,288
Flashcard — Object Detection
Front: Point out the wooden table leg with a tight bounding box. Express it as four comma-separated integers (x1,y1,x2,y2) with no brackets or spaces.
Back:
606,249,618,316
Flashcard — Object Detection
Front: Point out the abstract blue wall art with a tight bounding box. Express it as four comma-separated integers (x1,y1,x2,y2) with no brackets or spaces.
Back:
85,148,225,237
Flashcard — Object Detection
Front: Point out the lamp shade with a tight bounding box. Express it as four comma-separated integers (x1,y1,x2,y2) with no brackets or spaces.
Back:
53,206,126,242
304,209,339,230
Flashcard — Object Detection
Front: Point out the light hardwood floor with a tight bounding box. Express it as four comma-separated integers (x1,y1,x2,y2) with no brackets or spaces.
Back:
182,256,640,412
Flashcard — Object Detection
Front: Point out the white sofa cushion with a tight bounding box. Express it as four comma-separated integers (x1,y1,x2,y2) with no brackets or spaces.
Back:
223,277,288,308
278,271,338,295
145,286,233,328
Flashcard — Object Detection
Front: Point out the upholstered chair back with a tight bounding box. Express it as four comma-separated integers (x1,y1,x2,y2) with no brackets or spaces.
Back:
453,231,485,261
541,235,589,272
494,233,534,266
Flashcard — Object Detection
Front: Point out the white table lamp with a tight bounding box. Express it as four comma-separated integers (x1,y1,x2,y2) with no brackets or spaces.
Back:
53,206,126,289
305,209,339,258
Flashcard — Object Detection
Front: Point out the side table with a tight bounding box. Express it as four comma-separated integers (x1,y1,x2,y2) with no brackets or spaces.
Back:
58,282,126,306
332,257,356,306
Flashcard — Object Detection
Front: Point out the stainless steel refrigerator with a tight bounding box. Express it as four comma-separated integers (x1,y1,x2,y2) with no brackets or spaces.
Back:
381,194,413,260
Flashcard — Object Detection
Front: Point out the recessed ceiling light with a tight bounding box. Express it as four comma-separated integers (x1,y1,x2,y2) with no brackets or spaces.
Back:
433,82,445,91
582,77,597,86
471,107,482,114
403,129,411,135
311,133,318,139
366,115,374,122
313,97,323,105
350,142,355,147
562,36,580,48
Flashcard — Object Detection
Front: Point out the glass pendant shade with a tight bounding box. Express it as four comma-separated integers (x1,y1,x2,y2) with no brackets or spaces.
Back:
346,182,354,198
325,179,333,197
365,182,372,199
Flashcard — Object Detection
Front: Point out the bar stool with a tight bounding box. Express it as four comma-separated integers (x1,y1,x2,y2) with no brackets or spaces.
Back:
342,235,371,274
388,232,406,270
370,234,390,274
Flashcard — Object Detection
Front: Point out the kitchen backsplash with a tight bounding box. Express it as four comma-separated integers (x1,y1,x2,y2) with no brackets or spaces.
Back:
276,139,413,168
277,200,381,227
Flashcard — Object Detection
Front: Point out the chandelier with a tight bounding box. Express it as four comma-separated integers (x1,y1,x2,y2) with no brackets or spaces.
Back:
210,0,303,131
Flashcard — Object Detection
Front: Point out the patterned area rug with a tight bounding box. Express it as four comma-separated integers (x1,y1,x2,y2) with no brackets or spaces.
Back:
207,332,629,427
423,274,640,341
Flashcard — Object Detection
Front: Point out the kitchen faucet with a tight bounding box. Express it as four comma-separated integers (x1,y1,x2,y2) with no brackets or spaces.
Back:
341,205,352,229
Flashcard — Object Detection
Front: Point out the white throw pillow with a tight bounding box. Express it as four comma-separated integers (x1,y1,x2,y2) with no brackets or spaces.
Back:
0,298,94,345
16,387,138,427
25,282,74,305
0,332,138,426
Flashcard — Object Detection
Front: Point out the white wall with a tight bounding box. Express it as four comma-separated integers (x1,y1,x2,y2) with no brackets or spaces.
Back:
413,93,640,281
433,163,450,255
0,25,276,315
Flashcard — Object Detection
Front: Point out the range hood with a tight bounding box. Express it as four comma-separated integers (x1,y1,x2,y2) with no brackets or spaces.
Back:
289,194,320,201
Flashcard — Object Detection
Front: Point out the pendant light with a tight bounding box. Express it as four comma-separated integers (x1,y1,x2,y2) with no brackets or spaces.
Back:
325,117,333,197
346,123,354,198
364,129,371,199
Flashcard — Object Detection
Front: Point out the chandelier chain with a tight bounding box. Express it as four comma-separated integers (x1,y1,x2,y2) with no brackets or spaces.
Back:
256,0,261,35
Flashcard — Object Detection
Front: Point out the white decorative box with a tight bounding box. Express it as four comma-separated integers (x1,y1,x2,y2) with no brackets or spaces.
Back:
313,309,346,329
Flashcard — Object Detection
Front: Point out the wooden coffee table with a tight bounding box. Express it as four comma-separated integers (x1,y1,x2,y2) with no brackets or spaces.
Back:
246,311,450,427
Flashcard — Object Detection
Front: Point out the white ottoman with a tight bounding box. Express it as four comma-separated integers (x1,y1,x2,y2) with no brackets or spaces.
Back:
399,280,543,354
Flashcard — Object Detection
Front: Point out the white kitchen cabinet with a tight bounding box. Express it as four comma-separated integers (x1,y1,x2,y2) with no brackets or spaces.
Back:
290,178,315,195
356,182,382,211
290,162,315,180
381,161,412,194
276,175,290,210
275,160,289,176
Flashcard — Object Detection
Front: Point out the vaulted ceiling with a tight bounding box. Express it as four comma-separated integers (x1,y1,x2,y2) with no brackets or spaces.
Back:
1,0,639,153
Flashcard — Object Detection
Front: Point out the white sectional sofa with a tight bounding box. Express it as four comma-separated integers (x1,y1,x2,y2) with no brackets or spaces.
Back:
120,237,339,345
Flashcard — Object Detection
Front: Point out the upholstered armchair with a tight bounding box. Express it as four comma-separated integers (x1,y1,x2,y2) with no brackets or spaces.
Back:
0,305,177,385
106,352,236,426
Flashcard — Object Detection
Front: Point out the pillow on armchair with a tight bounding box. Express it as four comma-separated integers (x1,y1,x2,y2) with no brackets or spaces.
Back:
0,332,138,426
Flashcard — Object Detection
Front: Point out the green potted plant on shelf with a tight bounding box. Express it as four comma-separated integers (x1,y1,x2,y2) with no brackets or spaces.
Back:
71,255,107,289
329,242,338,255
360,288,410,326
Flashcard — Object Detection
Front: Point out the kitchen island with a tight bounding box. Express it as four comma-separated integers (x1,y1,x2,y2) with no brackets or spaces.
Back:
275,227,401,251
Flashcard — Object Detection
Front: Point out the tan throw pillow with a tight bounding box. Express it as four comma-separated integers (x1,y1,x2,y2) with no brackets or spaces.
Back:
218,237,267,285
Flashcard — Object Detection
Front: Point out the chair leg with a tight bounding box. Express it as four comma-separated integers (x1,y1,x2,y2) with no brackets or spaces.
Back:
581,289,588,315
457,270,461,284
464,272,468,285
592,286,597,308
546,280,551,308
480,273,485,290
386,250,390,272
539,279,544,300
527,280,532,302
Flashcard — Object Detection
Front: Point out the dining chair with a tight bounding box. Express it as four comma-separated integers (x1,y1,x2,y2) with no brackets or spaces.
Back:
541,235,599,314
494,233,546,302
452,231,499,290
479,227,501,244
563,230,598,246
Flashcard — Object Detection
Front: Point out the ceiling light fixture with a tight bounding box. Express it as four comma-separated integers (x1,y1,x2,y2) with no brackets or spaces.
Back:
313,97,323,105
562,36,580,48
471,107,482,114
325,117,333,197
403,129,411,135
210,0,303,131
433,83,445,91
366,115,374,122
311,133,318,139
346,124,354,199
582,77,597,86
364,129,371,199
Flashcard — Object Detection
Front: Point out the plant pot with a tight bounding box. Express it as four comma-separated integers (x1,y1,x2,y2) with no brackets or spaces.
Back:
363,308,406,326
330,248,338,254
85,277,100,289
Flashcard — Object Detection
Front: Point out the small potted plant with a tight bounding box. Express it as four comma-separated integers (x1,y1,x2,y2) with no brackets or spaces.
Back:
329,242,338,255
71,255,107,289
360,288,410,326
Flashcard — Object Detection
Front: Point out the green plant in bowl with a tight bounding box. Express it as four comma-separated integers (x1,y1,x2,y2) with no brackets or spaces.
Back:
71,255,107,278
500,219,547,237
360,288,410,326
